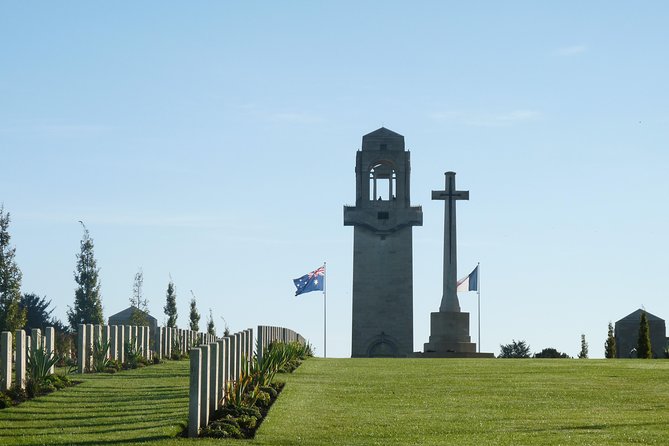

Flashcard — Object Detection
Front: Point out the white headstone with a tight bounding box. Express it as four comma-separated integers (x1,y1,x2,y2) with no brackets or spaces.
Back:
188,348,201,437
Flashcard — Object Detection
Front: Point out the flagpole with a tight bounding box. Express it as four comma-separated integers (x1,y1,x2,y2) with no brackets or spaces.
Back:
477,262,481,353
323,261,327,358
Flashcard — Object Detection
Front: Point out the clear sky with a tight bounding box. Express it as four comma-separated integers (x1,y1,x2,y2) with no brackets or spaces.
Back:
2,2,668,358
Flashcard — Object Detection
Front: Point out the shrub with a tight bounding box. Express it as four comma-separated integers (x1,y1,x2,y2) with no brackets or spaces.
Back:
0,392,12,409
202,418,243,438
26,345,59,393
92,338,112,372
533,348,569,358
499,340,531,358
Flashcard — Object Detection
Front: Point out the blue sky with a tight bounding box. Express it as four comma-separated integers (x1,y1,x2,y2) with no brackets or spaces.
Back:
1,2,668,358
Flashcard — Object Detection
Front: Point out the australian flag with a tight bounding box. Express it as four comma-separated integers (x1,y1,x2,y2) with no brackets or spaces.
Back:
293,266,325,296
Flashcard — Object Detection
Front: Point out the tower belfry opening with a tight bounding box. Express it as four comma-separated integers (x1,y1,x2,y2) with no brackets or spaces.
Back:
344,127,423,358
369,162,396,201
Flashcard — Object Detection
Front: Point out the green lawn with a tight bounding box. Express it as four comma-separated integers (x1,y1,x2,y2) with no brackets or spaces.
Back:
1,358,668,445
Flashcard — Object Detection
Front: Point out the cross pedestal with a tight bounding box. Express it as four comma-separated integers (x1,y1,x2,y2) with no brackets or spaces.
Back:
422,172,493,358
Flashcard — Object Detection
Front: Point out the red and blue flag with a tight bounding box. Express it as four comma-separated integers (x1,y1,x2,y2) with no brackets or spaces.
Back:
293,266,325,296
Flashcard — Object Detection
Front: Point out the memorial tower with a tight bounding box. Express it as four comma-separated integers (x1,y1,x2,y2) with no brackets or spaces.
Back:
344,128,423,357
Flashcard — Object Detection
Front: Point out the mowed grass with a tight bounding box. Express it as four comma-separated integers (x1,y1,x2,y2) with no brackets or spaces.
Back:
1,358,669,446
256,358,669,446
0,360,190,446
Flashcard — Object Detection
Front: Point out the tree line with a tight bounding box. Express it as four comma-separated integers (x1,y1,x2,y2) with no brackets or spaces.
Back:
498,313,656,359
0,205,224,337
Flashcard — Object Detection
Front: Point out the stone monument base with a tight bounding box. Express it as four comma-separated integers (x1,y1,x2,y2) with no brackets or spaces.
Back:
422,311,493,357
414,351,495,358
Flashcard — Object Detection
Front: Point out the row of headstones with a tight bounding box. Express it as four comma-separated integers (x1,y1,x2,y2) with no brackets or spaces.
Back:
1,328,56,391
154,327,216,360
77,324,216,373
77,324,151,373
188,325,304,437
188,328,254,437
256,325,306,363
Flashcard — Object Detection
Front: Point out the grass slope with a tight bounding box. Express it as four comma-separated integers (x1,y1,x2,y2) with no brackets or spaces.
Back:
0,360,190,446
257,358,669,446
1,358,668,445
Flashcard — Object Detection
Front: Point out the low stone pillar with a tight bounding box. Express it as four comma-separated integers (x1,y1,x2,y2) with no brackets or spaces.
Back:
217,339,226,404
118,325,125,363
102,325,111,359
110,325,118,361
45,327,56,374
138,326,145,358
77,324,87,373
1,331,12,390
86,323,94,370
124,325,132,362
257,326,265,364
166,327,172,359
16,329,26,389
31,328,42,351
209,342,219,415
200,344,211,428
94,324,102,348
188,347,201,437
144,326,150,359
247,328,254,366
233,332,241,379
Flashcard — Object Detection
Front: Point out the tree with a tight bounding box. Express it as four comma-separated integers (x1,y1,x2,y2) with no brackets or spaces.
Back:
19,293,63,332
206,309,216,336
0,205,27,333
67,223,104,329
533,347,569,358
189,291,200,332
604,322,616,359
578,334,589,359
129,268,149,326
637,311,652,359
498,340,530,358
163,279,178,328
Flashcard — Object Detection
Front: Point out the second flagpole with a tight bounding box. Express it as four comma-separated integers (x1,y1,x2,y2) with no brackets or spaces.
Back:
323,261,327,358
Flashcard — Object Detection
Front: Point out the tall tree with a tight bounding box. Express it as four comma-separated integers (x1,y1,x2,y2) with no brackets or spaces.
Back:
163,278,178,328
578,334,589,359
0,205,27,333
129,268,149,326
189,291,200,332
67,223,104,328
604,321,616,359
206,309,216,336
637,311,652,359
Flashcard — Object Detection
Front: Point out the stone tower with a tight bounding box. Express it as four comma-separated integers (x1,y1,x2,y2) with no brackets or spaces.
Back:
344,128,423,357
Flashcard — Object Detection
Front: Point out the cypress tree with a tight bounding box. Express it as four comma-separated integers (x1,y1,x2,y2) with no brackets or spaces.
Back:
637,311,652,359
604,321,616,358
207,309,215,336
0,205,27,333
163,279,178,328
189,292,200,332
67,223,104,328
129,268,149,326
578,334,589,359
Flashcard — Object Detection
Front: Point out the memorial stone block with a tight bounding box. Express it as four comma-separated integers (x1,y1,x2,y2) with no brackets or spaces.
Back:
16,329,26,389
1,331,12,390
200,344,211,428
188,348,201,438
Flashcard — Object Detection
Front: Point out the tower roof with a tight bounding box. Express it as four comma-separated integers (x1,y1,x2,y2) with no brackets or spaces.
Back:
362,127,405,151
616,308,664,324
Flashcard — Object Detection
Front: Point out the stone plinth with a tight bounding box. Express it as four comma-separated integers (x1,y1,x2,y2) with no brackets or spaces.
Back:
424,311,476,353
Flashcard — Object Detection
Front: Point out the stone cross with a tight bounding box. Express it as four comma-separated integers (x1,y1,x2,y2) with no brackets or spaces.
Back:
432,171,469,312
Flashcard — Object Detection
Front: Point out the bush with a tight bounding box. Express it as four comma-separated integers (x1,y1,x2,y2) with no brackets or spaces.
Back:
202,418,243,439
533,348,570,358
0,393,12,409
499,340,531,358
